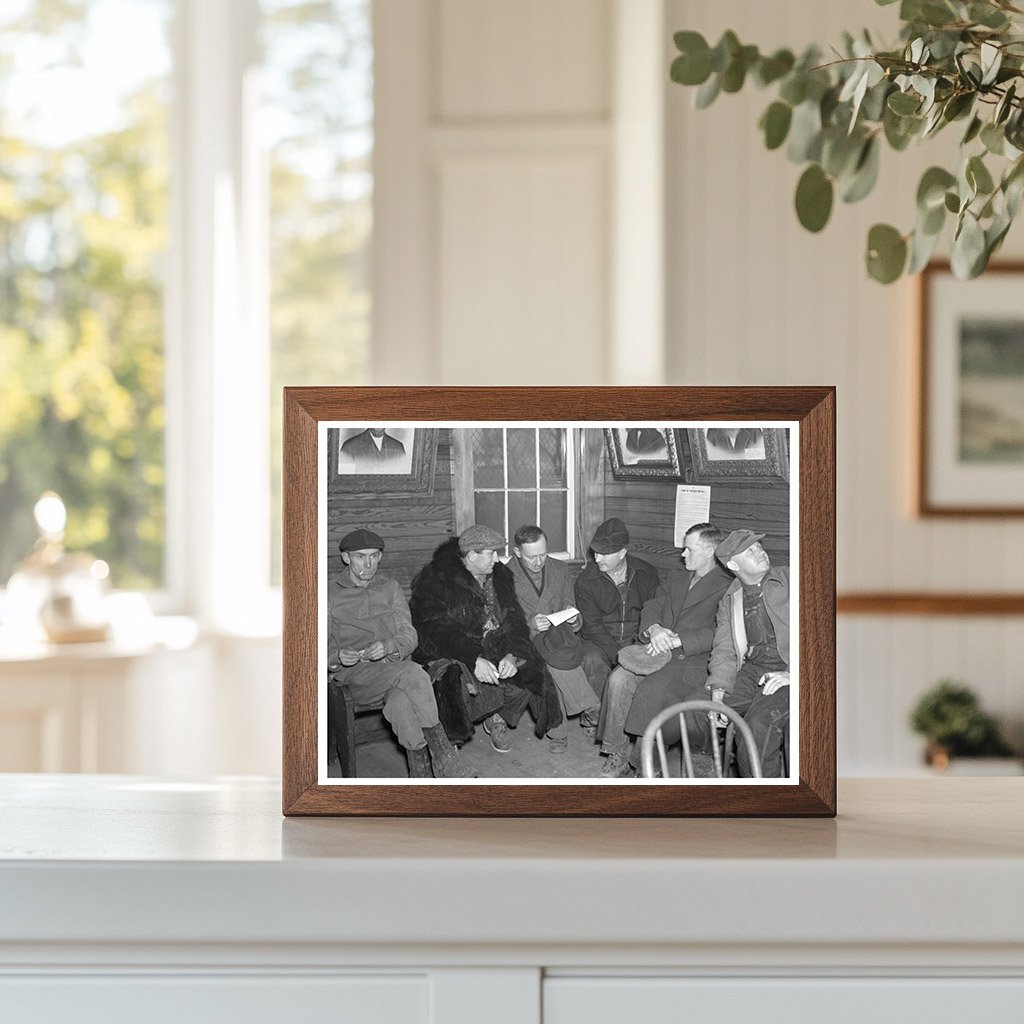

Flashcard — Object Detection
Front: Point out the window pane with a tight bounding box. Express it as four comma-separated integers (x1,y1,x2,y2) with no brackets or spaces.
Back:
539,491,567,552
471,428,505,488
0,0,171,588
263,0,373,582
473,491,504,544
538,427,566,486
506,428,536,488
507,490,537,544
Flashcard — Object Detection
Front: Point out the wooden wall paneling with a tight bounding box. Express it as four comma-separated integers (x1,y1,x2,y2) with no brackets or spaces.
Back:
326,432,456,592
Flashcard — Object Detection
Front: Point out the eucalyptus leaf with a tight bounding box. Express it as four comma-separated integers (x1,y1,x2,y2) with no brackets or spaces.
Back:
967,154,995,195
980,42,1002,87
981,122,1005,155
970,2,1009,30
888,90,921,115
842,137,881,203
995,82,1017,124
944,190,961,213
787,100,824,162
710,31,740,74
694,73,721,110
760,101,793,150
962,115,983,145
779,74,807,106
951,211,986,278
917,166,957,210
866,223,908,283
671,35,713,87
795,164,834,232
908,221,942,273
754,49,795,87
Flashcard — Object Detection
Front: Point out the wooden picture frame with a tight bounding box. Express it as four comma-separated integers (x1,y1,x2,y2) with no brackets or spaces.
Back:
917,260,1024,517
283,387,836,817
687,427,789,483
604,427,683,479
328,426,438,497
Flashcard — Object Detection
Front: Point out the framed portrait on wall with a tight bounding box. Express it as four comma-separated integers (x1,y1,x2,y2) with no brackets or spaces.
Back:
282,386,836,817
917,261,1024,516
326,426,437,496
686,426,790,483
604,426,683,479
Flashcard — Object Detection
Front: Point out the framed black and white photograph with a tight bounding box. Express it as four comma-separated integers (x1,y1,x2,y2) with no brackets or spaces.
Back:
687,427,790,483
283,387,836,817
917,261,1024,516
604,426,682,478
327,426,437,497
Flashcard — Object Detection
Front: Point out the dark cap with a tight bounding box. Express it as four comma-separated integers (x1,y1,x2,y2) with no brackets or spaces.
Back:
338,528,385,553
532,621,583,670
590,517,629,554
458,523,507,553
715,529,765,563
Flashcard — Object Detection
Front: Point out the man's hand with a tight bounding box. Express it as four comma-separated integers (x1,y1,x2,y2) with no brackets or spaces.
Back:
474,657,500,685
361,641,386,662
497,654,519,678
647,624,680,655
337,648,362,667
709,687,728,728
758,671,790,696
533,614,552,632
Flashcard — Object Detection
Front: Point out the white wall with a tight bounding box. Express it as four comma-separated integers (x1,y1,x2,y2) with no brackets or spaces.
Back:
664,0,1024,771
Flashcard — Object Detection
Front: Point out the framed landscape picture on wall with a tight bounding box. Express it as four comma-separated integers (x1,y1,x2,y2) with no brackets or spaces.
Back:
282,387,836,817
918,261,1024,516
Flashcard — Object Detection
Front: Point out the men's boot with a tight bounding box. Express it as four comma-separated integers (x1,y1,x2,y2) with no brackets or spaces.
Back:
423,724,478,778
406,744,433,778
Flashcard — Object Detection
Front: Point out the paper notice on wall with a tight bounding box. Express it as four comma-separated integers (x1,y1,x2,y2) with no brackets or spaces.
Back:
674,485,712,547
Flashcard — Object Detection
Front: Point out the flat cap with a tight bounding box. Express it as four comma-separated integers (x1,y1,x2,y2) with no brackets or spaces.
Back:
458,523,506,553
338,528,386,552
715,529,765,562
590,517,629,554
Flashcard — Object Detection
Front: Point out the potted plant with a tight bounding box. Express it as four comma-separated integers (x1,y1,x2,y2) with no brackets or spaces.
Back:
909,679,1018,771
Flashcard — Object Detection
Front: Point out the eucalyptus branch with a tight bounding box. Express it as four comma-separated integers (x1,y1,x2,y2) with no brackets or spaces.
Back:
670,2,1024,282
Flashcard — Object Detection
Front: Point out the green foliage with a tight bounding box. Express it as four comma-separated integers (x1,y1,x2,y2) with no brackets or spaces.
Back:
670,0,1024,282
909,679,1015,756
0,4,168,588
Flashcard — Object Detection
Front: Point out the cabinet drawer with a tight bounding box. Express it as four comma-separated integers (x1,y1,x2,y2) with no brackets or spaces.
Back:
0,974,427,1024
544,977,1024,1022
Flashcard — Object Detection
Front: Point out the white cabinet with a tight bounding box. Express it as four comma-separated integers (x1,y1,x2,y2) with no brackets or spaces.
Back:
1,777,1023,1022
544,977,1024,1023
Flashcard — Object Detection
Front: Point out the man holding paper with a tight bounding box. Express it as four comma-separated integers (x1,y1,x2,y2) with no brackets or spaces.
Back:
509,525,600,751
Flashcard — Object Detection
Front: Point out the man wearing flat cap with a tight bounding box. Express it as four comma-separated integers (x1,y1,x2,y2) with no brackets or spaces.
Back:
706,529,791,777
410,524,563,760
573,517,660,707
328,528,475,779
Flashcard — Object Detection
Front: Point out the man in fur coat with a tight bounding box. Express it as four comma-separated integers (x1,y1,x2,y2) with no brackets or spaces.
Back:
410,524,563,755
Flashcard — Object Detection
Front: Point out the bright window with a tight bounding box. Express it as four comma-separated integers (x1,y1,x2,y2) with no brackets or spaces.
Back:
467,427,575,556
0,0,172,589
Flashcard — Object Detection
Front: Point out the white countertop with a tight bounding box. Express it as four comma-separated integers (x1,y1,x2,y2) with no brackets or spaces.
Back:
1,775,1022,956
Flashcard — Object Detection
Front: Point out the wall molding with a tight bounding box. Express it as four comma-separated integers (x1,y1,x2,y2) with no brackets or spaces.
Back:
837,593,1024,616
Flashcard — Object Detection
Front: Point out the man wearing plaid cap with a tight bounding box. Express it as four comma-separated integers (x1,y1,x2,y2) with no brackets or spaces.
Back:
706,529,791,777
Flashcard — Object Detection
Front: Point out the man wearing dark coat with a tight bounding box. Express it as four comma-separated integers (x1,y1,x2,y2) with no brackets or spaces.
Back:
409,524,563,757
599,523,733,777
574,517,660,702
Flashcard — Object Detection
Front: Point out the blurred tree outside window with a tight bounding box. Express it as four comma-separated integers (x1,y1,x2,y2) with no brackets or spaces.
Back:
262,0,372,584
0,0,172,590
